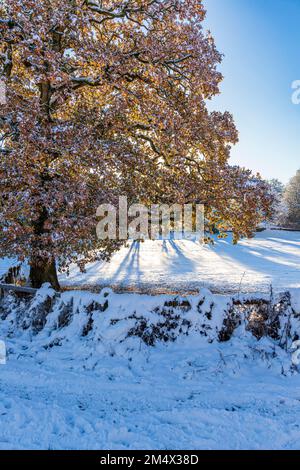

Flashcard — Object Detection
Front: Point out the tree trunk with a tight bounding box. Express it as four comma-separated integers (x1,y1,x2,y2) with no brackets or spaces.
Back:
29,256,60,291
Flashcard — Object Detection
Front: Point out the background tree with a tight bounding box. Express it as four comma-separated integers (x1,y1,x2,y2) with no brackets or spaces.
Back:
265,178,286,227
283,170,300,229
0,0,273,290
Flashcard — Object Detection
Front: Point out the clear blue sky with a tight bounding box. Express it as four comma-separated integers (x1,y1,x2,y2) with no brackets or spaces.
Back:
203,0,300,183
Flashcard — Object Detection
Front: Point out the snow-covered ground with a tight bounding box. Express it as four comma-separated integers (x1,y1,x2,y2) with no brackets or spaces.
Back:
1,333,300,450
1,230,299,294
60,230,300,294
0,286,300,450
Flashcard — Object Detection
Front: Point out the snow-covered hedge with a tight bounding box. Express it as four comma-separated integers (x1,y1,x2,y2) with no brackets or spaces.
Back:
1,285,300,359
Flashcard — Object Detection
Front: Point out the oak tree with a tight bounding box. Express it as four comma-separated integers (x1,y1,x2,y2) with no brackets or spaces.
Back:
0,0,273,289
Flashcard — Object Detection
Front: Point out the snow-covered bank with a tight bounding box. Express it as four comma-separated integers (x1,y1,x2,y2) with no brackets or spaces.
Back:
59,230,300,294
1,286,300,449
1,284,300,355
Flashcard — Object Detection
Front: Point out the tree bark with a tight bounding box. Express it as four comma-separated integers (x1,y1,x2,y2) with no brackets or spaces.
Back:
28,33,61,292
29,256,60,291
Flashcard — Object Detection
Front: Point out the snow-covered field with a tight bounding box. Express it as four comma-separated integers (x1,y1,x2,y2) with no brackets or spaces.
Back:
1,230,299,294
60,230,300,294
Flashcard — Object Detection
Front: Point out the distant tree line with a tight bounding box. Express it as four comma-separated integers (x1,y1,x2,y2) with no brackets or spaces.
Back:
268,170,300,229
